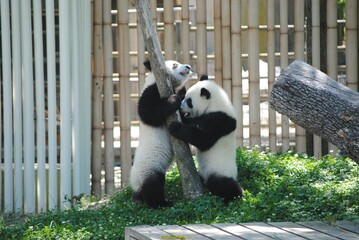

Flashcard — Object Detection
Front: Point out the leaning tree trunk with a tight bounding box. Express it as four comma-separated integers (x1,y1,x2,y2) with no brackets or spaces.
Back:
134,0,204,198
270,60,359,164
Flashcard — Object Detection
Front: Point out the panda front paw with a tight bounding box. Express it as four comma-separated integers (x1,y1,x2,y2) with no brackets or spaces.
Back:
167,94,181,110
169,121,184,138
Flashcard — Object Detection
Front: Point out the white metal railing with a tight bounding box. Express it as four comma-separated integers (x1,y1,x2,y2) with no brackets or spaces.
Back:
0,0,91,213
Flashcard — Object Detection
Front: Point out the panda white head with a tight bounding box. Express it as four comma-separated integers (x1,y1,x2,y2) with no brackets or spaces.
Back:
144,60,193,90
180,75,236,118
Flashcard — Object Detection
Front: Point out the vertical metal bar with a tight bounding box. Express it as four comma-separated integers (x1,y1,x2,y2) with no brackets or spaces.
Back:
1,0,14,212
11,0,23,212
46,0,58,210
71,0,82,197
59,0,72,209
79,0,92,195
33,0,47,212
21,0,35,213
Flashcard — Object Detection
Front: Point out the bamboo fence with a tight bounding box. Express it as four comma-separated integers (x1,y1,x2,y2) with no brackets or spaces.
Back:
327,0,339,154
0,0,357,213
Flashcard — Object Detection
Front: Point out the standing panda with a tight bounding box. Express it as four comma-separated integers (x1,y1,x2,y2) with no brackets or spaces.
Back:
169,76,244,202
130,60,193,208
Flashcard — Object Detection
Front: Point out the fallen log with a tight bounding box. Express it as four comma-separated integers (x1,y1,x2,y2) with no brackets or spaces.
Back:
270,60,359,164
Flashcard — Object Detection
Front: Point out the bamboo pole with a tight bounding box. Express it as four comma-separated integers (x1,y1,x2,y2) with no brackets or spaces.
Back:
11,0,23,211
280,0,290,151
181,0,190,64
214,0,222,85
137,13,146,92
327,0,338,154
45,0,58,209
33,0,47,212
346,0,358,91
231,0,243,147
248,0,261,146
92,0,103,195
267,0,276,152
118,0,132,187
221,0,231,96
196,0,207,78
103,0,115,194
21,0,36,213
150,0,157,26
1,0,14,212
135,0,204,198
164,0,175,60
294,0,306,153
312,0,322,159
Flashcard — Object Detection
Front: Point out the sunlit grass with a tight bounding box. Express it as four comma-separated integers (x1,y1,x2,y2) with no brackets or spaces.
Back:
1,148,358,240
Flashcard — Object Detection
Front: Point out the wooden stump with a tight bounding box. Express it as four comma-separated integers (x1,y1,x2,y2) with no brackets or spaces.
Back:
270,60,359,164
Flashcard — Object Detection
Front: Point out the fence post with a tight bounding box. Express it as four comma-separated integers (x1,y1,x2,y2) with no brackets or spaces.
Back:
21,0,36,213
267,0,277,152
103,0,115,194
1,0,14,212
248,0,261,146
45,0,58,210
59,0,72,209
11,0,23,211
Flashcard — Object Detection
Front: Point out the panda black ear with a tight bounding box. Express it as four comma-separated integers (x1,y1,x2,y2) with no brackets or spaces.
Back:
200,87,211,99
143,60,152,71
199,75,209,81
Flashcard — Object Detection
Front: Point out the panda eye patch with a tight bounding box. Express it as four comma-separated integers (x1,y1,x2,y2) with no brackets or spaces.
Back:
187,98,193,108
172,63,178,69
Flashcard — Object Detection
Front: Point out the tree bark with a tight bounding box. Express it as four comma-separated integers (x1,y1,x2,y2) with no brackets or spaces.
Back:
134,0,204,198
270,60,359,164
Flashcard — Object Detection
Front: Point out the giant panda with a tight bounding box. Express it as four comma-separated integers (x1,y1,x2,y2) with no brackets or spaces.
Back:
130,60,193,208
169,76,244,202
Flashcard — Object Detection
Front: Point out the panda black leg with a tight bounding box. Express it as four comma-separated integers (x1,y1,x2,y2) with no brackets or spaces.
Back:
135,171,172,208
206,174,244,203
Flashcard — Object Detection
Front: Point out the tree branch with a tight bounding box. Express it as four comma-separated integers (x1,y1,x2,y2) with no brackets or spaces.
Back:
134,0,204,198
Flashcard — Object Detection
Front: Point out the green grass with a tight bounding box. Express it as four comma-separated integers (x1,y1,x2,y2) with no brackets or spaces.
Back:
1,148,358,239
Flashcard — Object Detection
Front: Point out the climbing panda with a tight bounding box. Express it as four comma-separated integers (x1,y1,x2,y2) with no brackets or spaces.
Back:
169,75,244,202
130,60,193,208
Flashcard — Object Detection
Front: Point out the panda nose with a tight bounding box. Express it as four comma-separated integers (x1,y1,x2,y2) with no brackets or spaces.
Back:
184,65,191,70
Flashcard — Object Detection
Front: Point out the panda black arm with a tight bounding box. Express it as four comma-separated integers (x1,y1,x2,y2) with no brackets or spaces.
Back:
169,121,218,151
138,84,181,127
169,112,236,151
201,112,237,137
